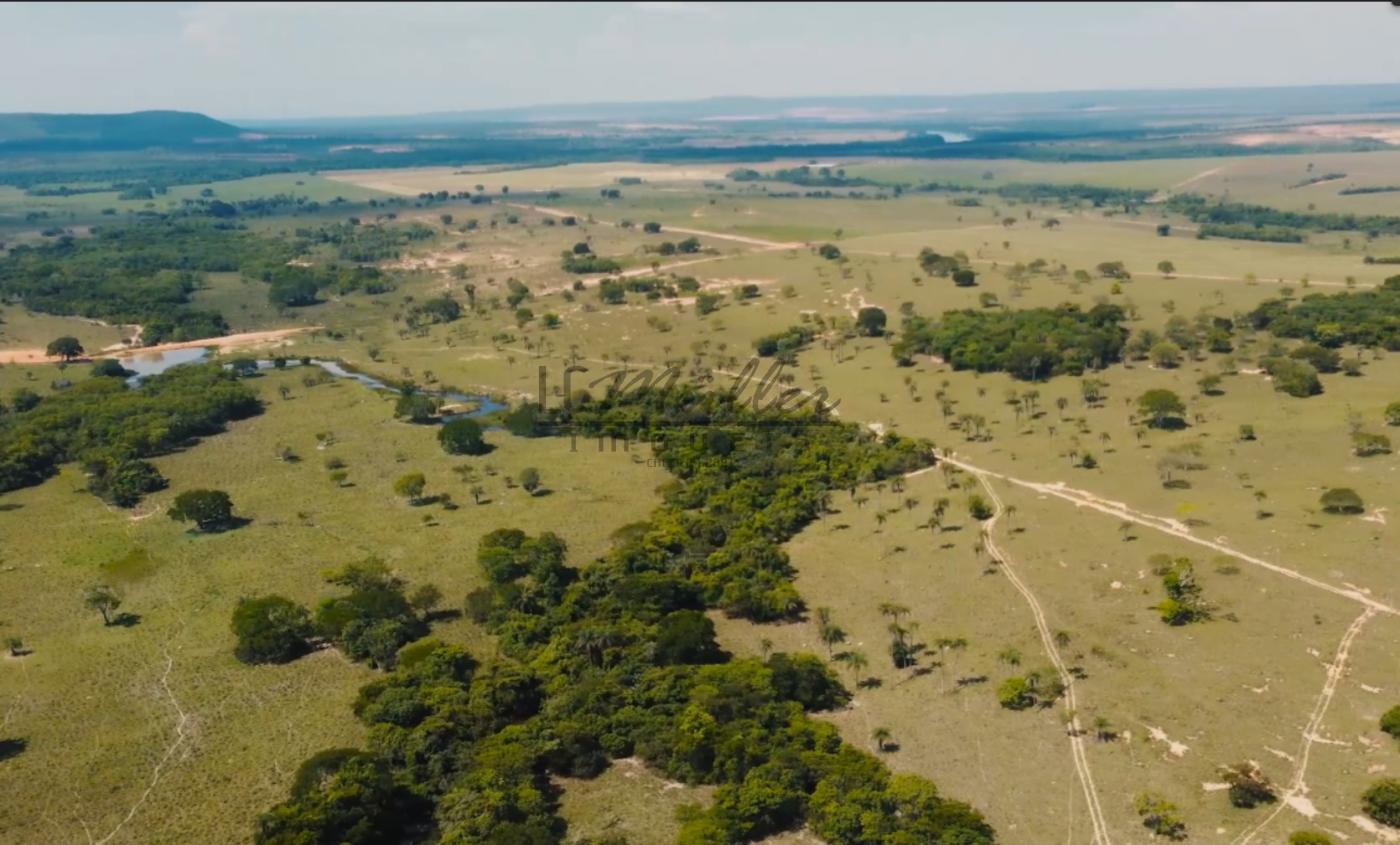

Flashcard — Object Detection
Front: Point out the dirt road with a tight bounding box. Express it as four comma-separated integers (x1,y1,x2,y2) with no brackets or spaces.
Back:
0,327,319,366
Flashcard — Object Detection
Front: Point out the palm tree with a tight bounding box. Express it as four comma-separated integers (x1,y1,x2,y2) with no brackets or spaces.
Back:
838,650,869,687
819,623,847,658
878,602,910,623
872,727,893,752
759,638,773,661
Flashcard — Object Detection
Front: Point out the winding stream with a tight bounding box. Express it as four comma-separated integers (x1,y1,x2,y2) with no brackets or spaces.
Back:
118,347,506,421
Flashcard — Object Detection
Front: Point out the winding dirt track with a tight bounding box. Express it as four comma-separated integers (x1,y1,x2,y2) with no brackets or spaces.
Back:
961,461,1113,845
936,457,1398,619
1232,606,1376,845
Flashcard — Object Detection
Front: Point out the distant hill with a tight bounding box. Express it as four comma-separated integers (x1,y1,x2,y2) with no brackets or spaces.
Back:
0,111,242,149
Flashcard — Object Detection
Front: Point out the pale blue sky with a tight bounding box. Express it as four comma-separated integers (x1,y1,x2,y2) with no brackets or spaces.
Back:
1,2,1396,119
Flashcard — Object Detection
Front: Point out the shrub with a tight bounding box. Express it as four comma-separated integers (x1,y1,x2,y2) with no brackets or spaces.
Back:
1382,704,1400,740
1362,778,1400,828
232,596,313,664
1319,488,1365,514
438,418,490,455
168,489,235,531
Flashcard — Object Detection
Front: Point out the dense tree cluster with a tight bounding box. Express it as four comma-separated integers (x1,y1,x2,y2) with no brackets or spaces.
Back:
893,304,1128,379
0,363,260,500
301,220,435,262
1248,276,1400,350
265,264,392,308
0,221,293,341
259,386,991,845
753,325,815,360
1167,194,1400,236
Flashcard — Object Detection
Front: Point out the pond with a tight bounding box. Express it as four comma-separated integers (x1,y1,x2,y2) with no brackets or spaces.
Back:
118,347,507,421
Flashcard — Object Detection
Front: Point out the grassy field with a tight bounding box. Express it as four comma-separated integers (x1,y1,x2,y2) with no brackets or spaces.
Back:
0,366,668,845
3,152,1399,844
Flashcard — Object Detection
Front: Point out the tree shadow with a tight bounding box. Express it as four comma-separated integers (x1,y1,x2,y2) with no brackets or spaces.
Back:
193,516,253,534
527,488,554,498
110,612,142,628
1162,479,1192,490
877,742,902,753
0,738,27,761
423,608,462,624
0,503,21,512
857,677,883,689
1148,417,1189,431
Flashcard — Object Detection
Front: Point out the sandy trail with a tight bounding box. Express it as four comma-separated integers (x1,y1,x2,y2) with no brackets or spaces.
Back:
961,461,1114,845
1232,607,1377,845
1147,166,1228,202
937,457,1399,618
507,202,804,249
0,326,318,365
840,248,1370,290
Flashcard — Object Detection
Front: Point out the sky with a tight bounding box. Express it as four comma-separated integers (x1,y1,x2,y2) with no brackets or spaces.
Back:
0,2,1397,120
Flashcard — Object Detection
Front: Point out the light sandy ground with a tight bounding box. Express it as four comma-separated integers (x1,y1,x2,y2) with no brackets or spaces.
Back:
0,327,318,365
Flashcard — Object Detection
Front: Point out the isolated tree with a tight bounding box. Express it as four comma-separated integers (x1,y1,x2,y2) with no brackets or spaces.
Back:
1319,487,1365,514
1137,389,1186,428
1220,762,1276,808
519,467,541,495
1156,224,1171,237
952,269,978,287
46,336,83,361
818,243,842,260
1362,778,1400,828
394,472,427,505
1382,704,1400,740
836,650,868,686
394,390,436,424
168,489,235,531
1149,341,1182,369
1287,832,1334,845
231,595,312,664
409,584,443,616
1385,401,1400,427
1134,793,1186,840
438,418,490,455
84,584,122,626
855,307,887,337
91,358,129,378
642,221,662,234
872,726,893,752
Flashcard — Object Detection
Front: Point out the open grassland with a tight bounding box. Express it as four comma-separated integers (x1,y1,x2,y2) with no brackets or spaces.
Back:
325,161,744,195
3,152,1400,844
0,172,391,241
0,367,667,844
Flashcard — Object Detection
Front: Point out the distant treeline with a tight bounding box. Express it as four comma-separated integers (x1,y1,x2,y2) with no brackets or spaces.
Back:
1339,185,1400,195
911,180,1152,208
1197,223,1305,243
0,220,297,341
1167,193,1400,235
728,165,876,188
894,303,1129,379
0,363,260,500
1248,275,1400,350
1288,172,1345,188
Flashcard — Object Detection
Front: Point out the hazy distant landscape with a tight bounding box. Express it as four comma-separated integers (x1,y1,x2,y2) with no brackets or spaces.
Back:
1,4,1399,845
